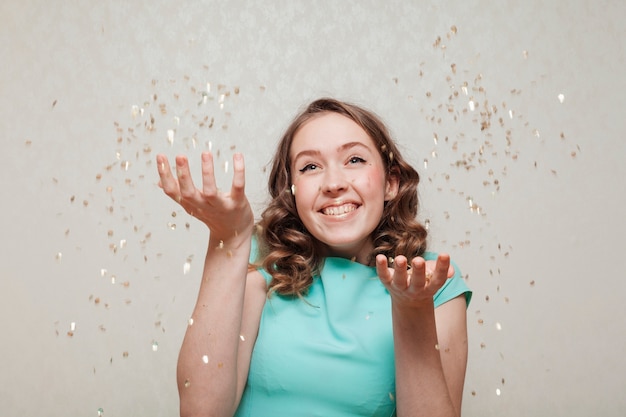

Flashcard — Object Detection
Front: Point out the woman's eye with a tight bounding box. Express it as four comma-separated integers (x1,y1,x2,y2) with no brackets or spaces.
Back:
299,163,318,173
348,156,366,164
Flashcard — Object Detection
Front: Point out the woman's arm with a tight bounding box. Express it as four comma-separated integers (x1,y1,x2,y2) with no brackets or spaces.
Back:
157,152,265,417
377,254,468,417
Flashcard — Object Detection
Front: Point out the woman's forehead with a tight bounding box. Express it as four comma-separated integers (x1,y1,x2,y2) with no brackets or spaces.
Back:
290,112,376,153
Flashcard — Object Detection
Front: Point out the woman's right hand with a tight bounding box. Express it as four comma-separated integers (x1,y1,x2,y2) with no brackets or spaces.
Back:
156,152,254,245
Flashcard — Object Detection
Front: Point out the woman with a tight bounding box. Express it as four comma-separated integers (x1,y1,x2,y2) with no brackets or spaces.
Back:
157,98,471,417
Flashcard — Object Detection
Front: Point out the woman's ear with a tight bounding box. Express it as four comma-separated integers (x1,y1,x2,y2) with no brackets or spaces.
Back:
384,171,400,201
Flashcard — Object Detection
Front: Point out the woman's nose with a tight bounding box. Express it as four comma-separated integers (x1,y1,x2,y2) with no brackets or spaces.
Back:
322,168,348,194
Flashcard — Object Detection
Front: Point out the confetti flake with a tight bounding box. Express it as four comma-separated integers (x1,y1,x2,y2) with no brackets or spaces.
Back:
152,341,159,352
202,355,209,364
184,379,191,388
558,93,565,104
97,408,104,417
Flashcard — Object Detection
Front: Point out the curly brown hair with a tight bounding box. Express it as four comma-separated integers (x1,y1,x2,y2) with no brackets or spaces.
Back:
254,98,428,297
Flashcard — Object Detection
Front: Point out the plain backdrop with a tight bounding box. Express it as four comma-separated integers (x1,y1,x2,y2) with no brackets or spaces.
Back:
1,0,625,415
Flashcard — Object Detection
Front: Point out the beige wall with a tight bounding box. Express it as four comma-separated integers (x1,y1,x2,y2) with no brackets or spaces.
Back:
2,0,625,415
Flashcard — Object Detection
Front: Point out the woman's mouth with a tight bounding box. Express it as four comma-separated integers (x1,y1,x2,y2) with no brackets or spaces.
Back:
321,203,358,216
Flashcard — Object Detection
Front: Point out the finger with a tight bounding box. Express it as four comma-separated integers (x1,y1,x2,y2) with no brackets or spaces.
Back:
444,255,455,278
230,153,246,200
393,256,410,289
375,254,391,284
176,155,197,199
156,154,180,198
410,257,427,288
435,253,451,281
201,152,218,197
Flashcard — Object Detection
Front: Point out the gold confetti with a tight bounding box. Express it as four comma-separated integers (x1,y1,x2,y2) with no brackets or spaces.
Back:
183,258,191,275
184,379,191,388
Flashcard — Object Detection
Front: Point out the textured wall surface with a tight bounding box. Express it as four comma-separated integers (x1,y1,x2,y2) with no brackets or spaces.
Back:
1,0,625,415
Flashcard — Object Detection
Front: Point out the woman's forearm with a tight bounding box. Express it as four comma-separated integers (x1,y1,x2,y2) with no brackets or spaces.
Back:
392,302,458,417
177,234,252,417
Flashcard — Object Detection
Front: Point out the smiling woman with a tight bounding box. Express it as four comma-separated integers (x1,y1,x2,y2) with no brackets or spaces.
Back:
157,98,471,417
289,112,396,262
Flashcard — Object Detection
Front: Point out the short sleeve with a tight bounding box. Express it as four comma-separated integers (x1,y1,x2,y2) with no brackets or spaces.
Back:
249,236,272,284
423,252,472,308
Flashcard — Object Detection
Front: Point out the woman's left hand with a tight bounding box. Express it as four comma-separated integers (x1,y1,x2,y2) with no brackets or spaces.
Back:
375,254,453,309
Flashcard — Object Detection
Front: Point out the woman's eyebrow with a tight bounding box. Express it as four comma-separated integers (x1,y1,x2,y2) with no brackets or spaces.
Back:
337,141,371,153
293,141,372,162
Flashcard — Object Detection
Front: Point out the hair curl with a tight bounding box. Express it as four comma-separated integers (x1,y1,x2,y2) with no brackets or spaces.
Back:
254,98,428,297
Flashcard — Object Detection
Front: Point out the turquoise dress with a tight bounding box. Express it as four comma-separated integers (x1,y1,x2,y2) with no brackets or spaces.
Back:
234,253,472,417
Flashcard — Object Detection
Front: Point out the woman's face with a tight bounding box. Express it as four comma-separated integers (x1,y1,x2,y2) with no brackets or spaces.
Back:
289,112,398,263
